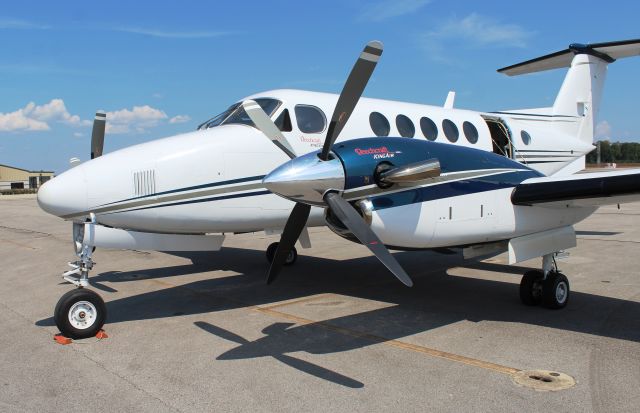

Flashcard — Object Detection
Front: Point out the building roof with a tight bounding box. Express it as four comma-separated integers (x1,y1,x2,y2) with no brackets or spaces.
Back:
0,163,54,174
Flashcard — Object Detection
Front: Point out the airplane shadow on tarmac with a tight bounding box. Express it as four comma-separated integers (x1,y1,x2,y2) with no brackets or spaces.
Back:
37,246,640,388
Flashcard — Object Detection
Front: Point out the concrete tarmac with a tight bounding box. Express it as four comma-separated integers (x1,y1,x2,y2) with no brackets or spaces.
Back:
0,195,638,412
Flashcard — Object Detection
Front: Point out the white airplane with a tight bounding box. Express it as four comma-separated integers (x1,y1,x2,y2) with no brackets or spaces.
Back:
37,39,640,339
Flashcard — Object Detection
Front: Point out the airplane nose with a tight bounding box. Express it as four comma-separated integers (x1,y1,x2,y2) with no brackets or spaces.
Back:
37,167,88,218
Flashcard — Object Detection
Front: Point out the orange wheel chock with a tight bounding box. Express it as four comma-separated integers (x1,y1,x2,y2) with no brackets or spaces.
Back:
95,330,108,339
54,334,72,345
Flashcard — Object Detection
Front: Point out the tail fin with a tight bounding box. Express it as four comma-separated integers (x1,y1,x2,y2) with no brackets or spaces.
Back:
498,39,640,144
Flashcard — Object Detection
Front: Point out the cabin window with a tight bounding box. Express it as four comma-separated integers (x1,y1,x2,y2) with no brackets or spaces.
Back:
274,109,292,132
442,119,459,142
369,112,390,137
295,105,326,133
521,130,531,145
463,121,479,144
420,117,438,141
396,114,415,138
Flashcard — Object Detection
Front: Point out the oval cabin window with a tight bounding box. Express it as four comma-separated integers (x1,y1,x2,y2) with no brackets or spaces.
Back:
463,121,479,144
396,114,415,138
369,112,391,137
420,117,438,141
442,119,459,143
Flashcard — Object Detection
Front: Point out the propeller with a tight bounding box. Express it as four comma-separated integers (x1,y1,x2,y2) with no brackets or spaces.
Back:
90,111,106,159
257,40,413,287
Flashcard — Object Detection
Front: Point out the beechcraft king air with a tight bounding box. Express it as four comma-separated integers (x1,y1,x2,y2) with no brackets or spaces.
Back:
37,39,640,339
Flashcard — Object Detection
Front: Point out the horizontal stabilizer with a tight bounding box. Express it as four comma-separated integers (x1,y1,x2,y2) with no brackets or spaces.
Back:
512,169,640,207
498,39,640,76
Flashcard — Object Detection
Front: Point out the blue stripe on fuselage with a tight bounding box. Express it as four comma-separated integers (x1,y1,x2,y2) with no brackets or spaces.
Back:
101,190,272,215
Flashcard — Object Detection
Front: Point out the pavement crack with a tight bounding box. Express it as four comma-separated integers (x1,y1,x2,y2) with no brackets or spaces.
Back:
0,225,52,237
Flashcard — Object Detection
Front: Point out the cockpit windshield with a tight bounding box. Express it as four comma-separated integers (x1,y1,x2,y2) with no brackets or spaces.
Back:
197,98,282,130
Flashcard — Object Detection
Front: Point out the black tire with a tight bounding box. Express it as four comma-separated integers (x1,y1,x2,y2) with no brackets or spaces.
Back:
266,242,278,263
54,289,107,339
266,242,297,266
520,270,543,306
284,247,297,266
542,272,570,309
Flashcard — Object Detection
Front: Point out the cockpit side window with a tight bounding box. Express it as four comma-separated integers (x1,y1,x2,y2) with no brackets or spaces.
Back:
198,98,282,130
294,105,326,133
274,109,292,132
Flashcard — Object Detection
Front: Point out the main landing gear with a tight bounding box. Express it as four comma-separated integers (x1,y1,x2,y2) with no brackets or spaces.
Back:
266,242,297,266
54,215,107,339
519,253,570,309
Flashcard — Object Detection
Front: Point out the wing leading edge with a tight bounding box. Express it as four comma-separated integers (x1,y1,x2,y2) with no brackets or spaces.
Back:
511,169,640,208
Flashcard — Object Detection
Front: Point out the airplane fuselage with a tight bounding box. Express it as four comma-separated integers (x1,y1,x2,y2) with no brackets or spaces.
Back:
38,89,596,249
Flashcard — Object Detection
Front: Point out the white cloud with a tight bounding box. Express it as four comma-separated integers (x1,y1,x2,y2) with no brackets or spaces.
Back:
595,120,612,138
0,99,88,132
420,13,532,62
169,114,191,124
105,105,168,134
359,0,431,22
0,18,50,30
30,99,90,127
1,99,183,135
115,27,233,39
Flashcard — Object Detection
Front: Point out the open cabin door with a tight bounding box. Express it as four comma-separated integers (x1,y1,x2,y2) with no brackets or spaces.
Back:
481,115,513,159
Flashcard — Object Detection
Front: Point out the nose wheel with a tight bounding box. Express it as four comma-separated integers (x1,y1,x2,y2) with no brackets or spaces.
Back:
54,288,106,339
266,242,297,266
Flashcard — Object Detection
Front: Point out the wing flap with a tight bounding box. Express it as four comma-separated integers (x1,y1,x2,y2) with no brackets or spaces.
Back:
511,169,640,207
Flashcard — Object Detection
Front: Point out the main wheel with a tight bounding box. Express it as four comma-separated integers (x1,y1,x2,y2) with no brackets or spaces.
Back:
520,270,544,306
266,242,297,266
542,272,570,309
54,288,107,339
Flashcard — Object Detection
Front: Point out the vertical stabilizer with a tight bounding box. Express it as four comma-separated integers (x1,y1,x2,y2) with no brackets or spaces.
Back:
498,39,640,145
552,54,607,144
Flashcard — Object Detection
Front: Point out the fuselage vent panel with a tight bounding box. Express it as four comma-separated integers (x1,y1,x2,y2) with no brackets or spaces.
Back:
133,169,156,197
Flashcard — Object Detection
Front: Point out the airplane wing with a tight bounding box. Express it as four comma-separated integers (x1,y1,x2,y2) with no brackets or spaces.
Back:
511,169,640,208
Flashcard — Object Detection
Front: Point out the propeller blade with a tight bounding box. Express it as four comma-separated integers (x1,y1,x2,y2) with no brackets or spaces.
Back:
90,111,106,159
242,100,296,159
266,203,311,284
323,192,413,287
320,41,383,161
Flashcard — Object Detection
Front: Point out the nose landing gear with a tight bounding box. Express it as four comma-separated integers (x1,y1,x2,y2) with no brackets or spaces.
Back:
519,253,570,309
54,215,107,339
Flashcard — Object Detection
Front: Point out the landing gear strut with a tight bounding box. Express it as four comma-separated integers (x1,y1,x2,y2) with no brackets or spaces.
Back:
519,253,570,309
54,215,107,339
266,242,297,266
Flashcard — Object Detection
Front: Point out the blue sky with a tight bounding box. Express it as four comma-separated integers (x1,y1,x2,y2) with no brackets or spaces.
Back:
1,0,639,173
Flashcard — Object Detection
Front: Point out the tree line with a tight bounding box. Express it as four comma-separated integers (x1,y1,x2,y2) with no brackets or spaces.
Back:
586,140,640,164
